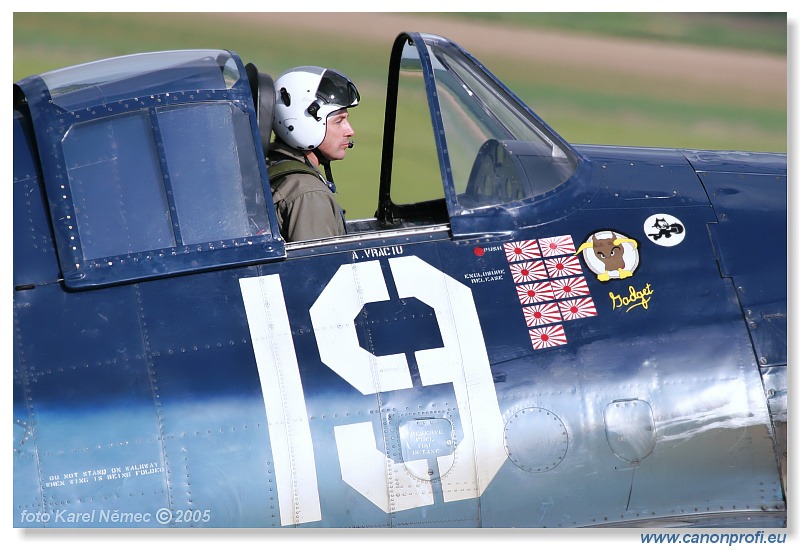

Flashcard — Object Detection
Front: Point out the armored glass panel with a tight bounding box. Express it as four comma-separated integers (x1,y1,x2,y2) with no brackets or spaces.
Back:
63,111,175,261
158,102,268,244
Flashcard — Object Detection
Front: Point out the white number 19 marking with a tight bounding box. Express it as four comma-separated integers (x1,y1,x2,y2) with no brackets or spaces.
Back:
240,256,505,525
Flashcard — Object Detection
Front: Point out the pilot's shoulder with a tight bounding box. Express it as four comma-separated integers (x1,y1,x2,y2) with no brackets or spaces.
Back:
272,170,330,204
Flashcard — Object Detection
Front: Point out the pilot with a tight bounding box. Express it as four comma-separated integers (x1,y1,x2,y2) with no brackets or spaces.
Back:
267,66,360,242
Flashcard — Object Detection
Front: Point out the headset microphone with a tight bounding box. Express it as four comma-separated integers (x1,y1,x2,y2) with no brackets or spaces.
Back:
348,140,355,149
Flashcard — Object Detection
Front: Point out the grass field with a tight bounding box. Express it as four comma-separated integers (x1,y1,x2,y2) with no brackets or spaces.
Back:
13,12,787,219
440,12,787,54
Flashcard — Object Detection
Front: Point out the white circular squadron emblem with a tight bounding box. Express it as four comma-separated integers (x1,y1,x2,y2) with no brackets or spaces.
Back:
643,213,685,247
577,230,640,282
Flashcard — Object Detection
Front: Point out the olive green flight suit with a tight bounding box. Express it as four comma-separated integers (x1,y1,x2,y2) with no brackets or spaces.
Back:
267,141,346,242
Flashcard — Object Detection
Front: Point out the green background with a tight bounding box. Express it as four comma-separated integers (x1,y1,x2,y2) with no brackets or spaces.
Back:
13,12,787,219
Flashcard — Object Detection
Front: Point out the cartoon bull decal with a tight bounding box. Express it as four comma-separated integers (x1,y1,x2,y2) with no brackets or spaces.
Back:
576,230,639,282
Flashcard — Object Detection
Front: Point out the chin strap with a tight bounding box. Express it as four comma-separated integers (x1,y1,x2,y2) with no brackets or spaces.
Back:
314,150,346,230
311,148,345,229
313,148,336,192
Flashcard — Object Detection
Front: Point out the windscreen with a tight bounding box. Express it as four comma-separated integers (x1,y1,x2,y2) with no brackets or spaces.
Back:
425,36,579,207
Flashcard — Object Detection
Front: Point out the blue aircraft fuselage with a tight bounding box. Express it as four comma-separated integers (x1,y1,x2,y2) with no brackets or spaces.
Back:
13,33,786,528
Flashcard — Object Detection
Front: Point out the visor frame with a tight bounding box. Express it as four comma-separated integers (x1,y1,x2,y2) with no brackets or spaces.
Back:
315,69,360,108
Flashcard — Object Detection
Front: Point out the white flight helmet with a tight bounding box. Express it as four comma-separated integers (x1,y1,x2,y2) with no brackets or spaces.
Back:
272,66,360,151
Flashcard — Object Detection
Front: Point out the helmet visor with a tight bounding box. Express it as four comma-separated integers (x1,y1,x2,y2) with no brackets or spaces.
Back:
316,69,360,108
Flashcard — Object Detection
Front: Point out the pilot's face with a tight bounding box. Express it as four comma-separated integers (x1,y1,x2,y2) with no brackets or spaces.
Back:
318,109,354,162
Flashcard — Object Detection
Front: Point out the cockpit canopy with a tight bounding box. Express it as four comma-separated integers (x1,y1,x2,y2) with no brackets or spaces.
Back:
382,33,582,228
15,49,279,288
14,35,585,289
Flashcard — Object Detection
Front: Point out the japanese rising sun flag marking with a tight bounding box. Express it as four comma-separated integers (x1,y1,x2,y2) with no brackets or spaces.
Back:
523,302,562,327
550,276,591,300
529,325,568,350
504,240,541,263
558,297,598,321
539,235,576,257
516,281,555,305
509,261,548,284
545,255,583,278
502,233,597,352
